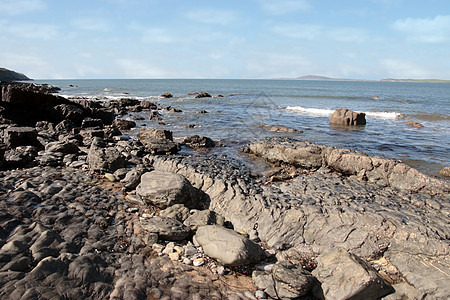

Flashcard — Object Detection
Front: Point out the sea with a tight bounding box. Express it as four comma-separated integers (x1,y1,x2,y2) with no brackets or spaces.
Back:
35,79,450,177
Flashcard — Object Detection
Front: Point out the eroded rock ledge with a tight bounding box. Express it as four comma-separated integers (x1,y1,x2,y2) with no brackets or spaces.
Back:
150,138,449,298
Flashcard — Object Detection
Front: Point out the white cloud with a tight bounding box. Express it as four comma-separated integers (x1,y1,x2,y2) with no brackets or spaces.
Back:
185,8,239,25
142,28,175,43
0,21,59,40
379,59,435,78
0,0,46,16
272,23,322,40
245,52,313,78
272,23,368,43
393,15,450,43
71,17,111,32
259,0,310,15
328,27,368,43
116,58,180,78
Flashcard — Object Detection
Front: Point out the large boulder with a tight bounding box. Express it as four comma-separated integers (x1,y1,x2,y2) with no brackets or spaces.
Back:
193,225,265,266
311,248,393,300
330,108,366,126
136,171,199,208
87,138,125,172
3,127,41,148
53,104,84,125
138,129,179,154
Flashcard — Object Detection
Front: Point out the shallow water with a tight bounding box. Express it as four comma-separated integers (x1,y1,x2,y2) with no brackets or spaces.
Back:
36,79,450,176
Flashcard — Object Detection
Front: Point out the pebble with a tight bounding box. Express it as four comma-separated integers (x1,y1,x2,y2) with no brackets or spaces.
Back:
183,258,193,265
193,258,205,267
168,252,180,261
216,266,225,275
104,173,116,182
255,290,267,299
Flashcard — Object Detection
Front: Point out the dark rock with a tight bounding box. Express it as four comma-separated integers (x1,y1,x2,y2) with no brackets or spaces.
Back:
81,118,103,129
113,119,136,130
140,216,190,241
166,106,182,113
184,210,225,231
194,225,265,266
87,137,125,172
140,101,158,110
149,110,163,121
160,93,173,98
3,146,38,167
44,141,79,154
330,108,366,126
195,92,212,98
405,121,424,128
138,129,179,155
118,98,140,107
53,104,84,125
55,119,77,134
3,127,41,148
196,110,208,114
257,124,303,133
183,135,215,148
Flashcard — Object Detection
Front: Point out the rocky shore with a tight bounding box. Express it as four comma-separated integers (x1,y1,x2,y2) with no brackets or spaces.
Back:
0,81,449,299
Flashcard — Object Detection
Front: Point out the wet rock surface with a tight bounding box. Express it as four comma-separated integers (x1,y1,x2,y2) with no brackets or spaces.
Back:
0,84,449,299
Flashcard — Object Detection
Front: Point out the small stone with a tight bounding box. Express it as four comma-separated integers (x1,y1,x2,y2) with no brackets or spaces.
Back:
104,173,116,182
193,258,205,267
162,242,175,255
169,252,180,261
174,246,184,255
152,243,165,253
236,229,248,238
183,258,193,265
256,264,274,273
217,266,225,275
184,244,198,257
255,290,267,299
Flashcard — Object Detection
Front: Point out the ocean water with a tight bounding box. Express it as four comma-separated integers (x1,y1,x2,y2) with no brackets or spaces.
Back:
36,79,450,176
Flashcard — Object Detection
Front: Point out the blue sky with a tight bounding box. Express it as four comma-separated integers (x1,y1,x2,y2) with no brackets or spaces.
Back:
1,0,449,79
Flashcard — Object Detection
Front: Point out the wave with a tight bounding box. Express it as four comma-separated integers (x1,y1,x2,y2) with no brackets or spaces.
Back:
286,106,403,120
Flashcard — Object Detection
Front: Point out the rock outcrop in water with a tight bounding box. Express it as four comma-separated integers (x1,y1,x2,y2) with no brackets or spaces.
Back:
0,83,449,299
330,108,366,126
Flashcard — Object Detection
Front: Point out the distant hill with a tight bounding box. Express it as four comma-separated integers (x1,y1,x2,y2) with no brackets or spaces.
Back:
277,75,364,81
380,78,450,83
0,67,31,81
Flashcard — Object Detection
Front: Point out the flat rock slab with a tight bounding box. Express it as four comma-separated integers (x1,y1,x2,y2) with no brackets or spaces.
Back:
140,216,190,241
194,225,265,266
312,248,393,300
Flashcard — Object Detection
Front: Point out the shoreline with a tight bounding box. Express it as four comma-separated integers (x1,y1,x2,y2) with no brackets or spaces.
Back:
0,82,449,299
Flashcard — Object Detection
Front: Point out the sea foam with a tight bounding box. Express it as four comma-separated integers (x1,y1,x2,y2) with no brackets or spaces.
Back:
286,106,403,120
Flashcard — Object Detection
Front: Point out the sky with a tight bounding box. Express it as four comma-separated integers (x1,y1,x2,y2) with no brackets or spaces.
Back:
1,0,450,79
